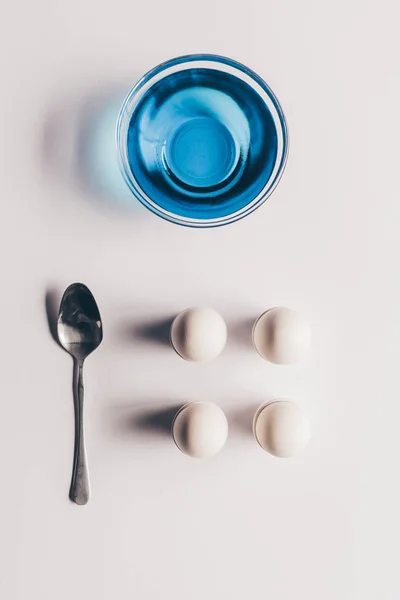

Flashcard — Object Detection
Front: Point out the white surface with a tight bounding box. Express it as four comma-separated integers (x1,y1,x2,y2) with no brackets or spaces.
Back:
171,307,227,362
172,402,229,458
0,1,399,599
253,307,311,364
254,400,311,457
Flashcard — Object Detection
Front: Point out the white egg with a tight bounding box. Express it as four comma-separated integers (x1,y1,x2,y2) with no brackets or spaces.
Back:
253,400,310,458
170,307,227,362
172,402,228,458
252,307,311,364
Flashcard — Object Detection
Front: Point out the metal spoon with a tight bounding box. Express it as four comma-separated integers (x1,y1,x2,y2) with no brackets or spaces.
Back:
57,283,103,505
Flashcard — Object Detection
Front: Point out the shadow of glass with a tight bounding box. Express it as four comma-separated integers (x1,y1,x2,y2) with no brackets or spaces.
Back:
42,83,147,215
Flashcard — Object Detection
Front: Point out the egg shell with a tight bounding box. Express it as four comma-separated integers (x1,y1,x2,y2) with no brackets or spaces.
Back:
170,307,227,362
253,307,311,364
172,402,228,458
253,400,310,458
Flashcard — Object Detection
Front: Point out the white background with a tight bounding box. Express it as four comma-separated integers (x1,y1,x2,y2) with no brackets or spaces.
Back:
0,0,399,598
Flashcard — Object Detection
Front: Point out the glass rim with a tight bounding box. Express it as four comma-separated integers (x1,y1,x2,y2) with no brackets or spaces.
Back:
116,53,289,228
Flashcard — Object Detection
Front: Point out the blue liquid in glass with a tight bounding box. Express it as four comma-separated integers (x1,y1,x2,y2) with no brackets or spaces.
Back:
127,69,278,220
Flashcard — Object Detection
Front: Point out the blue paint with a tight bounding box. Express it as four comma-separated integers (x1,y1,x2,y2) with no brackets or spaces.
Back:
165,117,238,189
118,56,288,226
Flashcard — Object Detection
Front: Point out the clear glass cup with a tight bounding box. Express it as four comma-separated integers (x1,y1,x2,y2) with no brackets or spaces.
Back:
117,54,289,227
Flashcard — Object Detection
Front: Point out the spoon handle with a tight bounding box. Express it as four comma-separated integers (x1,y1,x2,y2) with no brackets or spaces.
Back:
70,360,90,505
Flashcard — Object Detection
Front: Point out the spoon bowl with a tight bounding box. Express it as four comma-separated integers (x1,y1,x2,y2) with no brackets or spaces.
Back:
58,284,103,360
